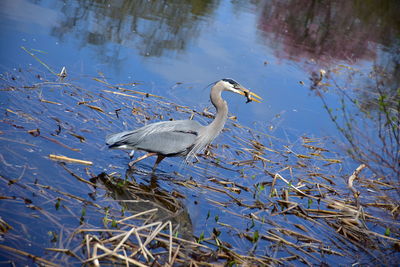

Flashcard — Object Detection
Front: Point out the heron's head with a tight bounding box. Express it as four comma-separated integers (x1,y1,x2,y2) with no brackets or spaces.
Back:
218,78,262,103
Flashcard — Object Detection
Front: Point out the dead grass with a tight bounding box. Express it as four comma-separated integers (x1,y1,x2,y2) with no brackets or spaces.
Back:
0,62,399,266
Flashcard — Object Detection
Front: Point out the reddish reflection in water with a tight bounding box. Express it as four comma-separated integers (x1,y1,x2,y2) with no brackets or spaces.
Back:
256,0,400,65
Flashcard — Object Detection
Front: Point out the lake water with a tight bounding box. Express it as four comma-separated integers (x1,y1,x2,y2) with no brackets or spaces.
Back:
1,0,399,265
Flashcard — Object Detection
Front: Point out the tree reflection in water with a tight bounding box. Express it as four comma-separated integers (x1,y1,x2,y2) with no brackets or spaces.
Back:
51,0,217,62
256,0,400,66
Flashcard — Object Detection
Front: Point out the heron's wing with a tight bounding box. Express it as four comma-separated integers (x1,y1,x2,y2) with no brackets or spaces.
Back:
134,130,198,155
106,120,203,155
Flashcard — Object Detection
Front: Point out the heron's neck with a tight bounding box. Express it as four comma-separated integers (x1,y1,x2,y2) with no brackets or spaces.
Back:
206,89,228,139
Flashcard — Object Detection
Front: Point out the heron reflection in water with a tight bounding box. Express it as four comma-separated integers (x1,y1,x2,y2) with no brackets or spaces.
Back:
106,78,262,170
92,172,193,241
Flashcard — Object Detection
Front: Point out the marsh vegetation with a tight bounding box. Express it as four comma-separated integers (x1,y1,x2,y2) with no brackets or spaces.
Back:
1,0,399,266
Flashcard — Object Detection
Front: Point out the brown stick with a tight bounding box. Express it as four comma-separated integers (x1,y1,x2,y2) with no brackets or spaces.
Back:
0,244,59,266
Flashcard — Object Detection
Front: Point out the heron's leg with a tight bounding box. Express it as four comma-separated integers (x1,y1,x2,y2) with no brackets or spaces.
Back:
128,152,157,167
152,155,165,172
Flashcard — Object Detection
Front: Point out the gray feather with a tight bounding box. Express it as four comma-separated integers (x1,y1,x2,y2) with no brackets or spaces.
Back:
106,120,203,156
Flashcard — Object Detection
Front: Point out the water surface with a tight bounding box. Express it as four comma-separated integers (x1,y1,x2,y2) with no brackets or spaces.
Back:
1,0,399,265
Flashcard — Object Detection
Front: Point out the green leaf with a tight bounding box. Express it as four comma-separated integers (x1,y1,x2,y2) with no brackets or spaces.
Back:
308,198,313,208
55,198,61,210
259,183,265,191
249,218,255,229
385,227,390,236
198,232,205,243
270,188,278,197
253,230,259,243
81,207,86,217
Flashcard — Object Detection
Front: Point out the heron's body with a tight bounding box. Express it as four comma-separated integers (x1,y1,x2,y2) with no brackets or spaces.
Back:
106,78,261,170
107,120,202,157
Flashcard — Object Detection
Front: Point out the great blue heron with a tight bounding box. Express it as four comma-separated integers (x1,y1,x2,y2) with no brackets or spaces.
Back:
106,78,261,170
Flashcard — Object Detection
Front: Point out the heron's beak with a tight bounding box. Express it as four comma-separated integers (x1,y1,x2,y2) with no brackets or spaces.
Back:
234,86,262,103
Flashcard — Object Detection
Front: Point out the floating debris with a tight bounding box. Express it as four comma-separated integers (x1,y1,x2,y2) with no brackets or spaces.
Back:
40,99,62,105
58,66,67,80
27,128,40,137
48,154,92,165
